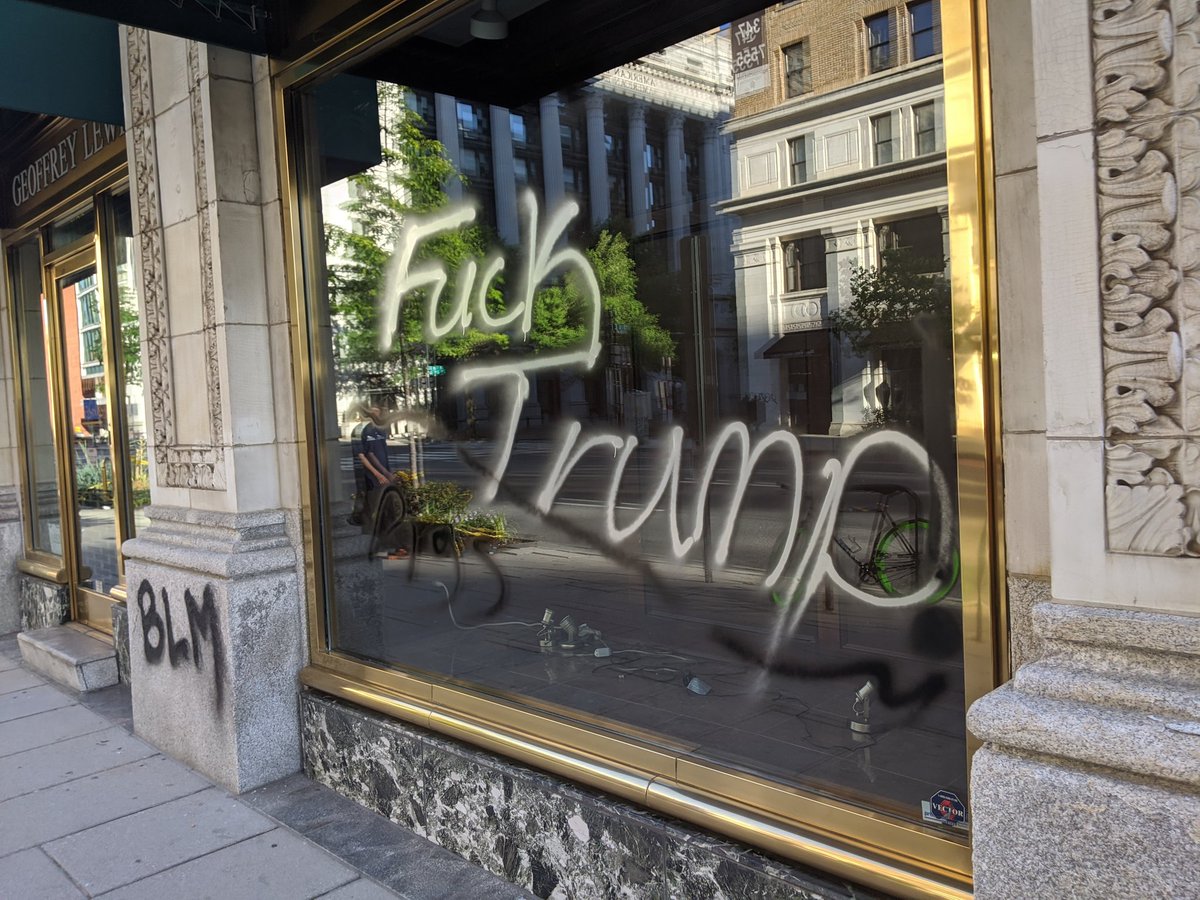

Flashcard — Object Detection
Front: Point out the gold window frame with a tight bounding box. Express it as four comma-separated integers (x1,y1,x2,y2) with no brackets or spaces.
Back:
274,0,1002,895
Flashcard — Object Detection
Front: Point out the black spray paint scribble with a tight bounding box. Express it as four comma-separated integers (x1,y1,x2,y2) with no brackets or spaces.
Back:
137,579,226,712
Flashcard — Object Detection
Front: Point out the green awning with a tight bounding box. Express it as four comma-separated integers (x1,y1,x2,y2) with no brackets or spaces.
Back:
0,0,122,124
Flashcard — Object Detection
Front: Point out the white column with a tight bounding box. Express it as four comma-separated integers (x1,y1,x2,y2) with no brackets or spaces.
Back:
490,105,519,244
703,118,735,296
539,93,564,213
121,32,304,792
666,111,687,269
434,93,463,202
585,92,610,227
628,102,649,234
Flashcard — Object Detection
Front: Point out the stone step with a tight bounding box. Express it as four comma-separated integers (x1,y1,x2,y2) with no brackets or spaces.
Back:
18,625,118,692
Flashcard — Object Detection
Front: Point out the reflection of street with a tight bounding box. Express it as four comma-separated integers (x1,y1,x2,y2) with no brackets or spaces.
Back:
341,435,955,589
78,507,120,594
333,432,966,825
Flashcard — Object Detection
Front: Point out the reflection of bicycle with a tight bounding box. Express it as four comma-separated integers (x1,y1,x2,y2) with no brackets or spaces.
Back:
832,484,959,603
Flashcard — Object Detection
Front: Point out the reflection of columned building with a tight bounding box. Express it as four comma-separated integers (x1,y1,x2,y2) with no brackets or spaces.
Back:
402,30,743,422
725,1,947,436
416,30,734,287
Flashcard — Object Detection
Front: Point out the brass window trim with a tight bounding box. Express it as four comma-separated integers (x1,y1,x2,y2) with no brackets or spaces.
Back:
275,0,1003,890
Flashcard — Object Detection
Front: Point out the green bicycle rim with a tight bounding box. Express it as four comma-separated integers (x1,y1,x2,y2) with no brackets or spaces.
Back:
874,518,960,602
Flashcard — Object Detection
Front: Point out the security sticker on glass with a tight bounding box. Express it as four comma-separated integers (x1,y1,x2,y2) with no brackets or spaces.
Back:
921,790,968,830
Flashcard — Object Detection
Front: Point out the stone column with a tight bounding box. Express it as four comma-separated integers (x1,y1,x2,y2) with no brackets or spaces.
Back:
584,92,609,227
435,92,463,202
628,102,649,235
968,604,1200,898
966,2,1200,897
665,111,687,269
539,93,564,214
703,117,736,297
119,30,304,793
489,105,519,245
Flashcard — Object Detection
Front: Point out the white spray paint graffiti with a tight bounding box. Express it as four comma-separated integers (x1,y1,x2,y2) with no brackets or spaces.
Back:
376,192,957,647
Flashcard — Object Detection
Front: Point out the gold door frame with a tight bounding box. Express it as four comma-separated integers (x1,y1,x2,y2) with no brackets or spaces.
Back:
272,0,1002,895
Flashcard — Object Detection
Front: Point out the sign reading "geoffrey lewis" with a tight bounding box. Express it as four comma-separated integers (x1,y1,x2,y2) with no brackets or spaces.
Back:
2,118,124,226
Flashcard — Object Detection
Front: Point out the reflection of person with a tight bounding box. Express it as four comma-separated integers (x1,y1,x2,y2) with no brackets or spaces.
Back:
355,405,408,560
357,406,392,487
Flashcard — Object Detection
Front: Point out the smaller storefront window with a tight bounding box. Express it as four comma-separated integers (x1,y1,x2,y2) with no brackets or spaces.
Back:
7,238,63,556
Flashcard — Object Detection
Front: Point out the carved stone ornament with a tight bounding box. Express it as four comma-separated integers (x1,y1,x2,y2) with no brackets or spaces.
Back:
1094,0,1200,555
126,29,226,490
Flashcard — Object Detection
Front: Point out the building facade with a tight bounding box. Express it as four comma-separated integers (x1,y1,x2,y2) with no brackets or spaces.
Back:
0,1,1195,898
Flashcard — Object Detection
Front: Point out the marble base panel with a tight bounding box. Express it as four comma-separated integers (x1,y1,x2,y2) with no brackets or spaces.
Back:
301,691,884,900
112,601,131,685
0,517,23,634
19,576,69,631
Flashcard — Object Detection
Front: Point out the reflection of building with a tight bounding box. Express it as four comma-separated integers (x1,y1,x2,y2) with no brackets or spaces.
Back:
325,32,745,428
725,1,946,435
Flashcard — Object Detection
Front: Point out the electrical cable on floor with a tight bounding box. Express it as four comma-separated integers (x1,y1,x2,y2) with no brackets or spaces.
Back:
435,582,543,632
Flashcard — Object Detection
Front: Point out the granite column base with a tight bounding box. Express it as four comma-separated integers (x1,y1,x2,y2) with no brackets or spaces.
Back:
122,505,305,793
967,602,1200,899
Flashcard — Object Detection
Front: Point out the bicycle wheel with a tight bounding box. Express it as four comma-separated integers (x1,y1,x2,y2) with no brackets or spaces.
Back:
873,518,960,602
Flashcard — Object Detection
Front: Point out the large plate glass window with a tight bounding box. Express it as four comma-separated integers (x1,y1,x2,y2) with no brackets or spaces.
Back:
295,0,969,852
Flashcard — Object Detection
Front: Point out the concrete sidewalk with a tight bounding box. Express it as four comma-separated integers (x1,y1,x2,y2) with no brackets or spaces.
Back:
0,633,533,900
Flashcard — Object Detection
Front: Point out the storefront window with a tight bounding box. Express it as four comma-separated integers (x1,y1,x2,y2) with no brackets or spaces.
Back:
7,238,63,556
296,6,966,842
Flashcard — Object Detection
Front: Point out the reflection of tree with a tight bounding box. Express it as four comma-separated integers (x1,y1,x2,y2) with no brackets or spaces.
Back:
531,229,676,366
324,83,506,396
829,248,950,354
120,286,141,387
830,248,952,433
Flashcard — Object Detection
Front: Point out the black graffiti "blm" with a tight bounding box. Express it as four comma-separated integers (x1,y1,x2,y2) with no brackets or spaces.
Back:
137,579,226,712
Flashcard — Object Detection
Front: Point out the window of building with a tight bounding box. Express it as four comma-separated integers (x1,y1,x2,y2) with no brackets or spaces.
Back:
409,89,436,133
460,147,492,178
784,41,811,97
914,101,937,155
866,12,893,73
879,212,945,270
909,1,938,60
510,112,528,144
873,112,895,164
514,156,540,185
456,101,489,136
789,136,809,184
783,234,827,292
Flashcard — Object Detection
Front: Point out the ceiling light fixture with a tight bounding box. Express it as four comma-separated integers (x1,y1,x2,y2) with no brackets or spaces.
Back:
470,0,508,40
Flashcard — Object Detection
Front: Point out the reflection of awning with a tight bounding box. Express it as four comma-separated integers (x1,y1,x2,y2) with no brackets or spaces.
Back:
761,329,829,358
